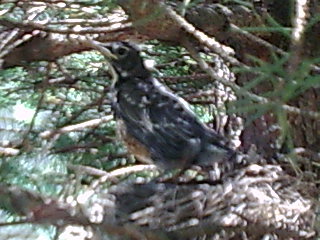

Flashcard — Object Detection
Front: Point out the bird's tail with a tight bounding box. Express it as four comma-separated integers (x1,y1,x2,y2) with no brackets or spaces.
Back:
194,133,243,181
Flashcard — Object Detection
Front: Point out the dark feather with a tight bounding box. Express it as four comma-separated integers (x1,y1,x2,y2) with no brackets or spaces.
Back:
106,42,235,169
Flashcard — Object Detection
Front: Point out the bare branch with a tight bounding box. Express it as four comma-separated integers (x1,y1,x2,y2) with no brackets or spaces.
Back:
40,116,113,139
287,0,310,74
230,24,287,56
4,19,132,35
160,2,240,67
90,164,158,189
0,146,20,156
68,164,109,177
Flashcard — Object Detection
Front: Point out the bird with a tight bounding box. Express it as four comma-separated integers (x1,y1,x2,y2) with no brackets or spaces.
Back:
97,41,236,170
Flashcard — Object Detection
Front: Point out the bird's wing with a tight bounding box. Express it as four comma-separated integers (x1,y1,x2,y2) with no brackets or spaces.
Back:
114,77,214,168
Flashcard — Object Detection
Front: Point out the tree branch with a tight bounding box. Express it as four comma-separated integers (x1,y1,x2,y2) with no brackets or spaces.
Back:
40,116,113,139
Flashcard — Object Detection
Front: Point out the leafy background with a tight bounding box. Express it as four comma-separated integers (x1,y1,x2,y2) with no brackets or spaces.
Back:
0,0,319,239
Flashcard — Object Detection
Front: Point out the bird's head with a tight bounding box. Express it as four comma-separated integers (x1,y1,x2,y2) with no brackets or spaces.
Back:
99,41,150,79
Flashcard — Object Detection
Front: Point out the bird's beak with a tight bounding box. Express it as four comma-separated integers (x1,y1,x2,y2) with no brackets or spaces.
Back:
85,39,117,60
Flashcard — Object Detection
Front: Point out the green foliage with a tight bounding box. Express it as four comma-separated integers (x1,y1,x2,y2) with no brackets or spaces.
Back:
0,222,54,240
0,0,319,239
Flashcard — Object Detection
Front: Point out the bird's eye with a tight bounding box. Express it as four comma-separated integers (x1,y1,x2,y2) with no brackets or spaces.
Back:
116,47,128,56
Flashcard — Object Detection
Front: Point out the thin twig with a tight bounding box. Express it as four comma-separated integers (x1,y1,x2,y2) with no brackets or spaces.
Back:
230,24,287,56
183,39,320,120
7,19,132,35
287,0,310,74
160,2,239,67
68,164,109,177
91,165,158,189
162,74,210,83
0,220,30,227
49,19,129,27
21,63,51,147
40,115,113,139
